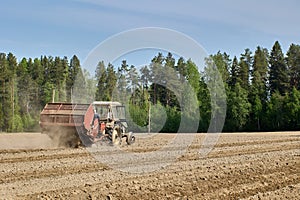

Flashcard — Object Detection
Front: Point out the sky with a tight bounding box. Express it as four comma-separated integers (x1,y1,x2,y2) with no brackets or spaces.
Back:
1,0,300,70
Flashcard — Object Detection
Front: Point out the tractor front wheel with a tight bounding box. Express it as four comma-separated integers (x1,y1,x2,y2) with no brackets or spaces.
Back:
112,129,121,145
126,133,135,145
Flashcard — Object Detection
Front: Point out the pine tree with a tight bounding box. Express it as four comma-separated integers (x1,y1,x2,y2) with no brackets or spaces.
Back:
115,60,129,103
128,65,139,93
164,53,176,106
176,56,187,82
140,65,150,90
67,55,81,101
40,56,55,105
49,57,68,102
238,49,252,89
250,46,269,130
32,58,44,113
198,77,211,132
59,57,69,101
16,58,34,129
149,52,164,104
82,69,96,103
269,41,289,95
128,65,140,105
106,63,117,101
72,65,87,103
0,53,8,131
210,51,230,84
6,53,23,131
203,56,227,132
32,58,44,84
286,44,300,90
95,61,108,101
229,56,238,88
95,62,117,101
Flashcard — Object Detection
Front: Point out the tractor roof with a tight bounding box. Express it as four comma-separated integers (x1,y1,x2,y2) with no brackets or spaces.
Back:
92,101,122,106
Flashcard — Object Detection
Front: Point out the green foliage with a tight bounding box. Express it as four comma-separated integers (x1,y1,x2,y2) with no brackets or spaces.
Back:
238,49,252,89
81,70,96,103
229,56,238,88
248,46,269,130
286,44,300,90
95,62,117,101
203,56,227,132
12,114,23,132
95,61,108,100
1,41,300,133
127,103,148,132
186,59,200,94
269,41,289,95
286,87,300,129
0,53,89,132
67,55,81,101
251,95,263,130
161,106,180,133
21,114,37,131
266,91,286,130
0,101,4,132
198,77,211,132
210,51,230,83
251,46,269,100
150,102,168,132
225,83,251,131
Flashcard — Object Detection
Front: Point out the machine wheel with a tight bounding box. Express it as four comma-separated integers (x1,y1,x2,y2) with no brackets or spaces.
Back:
79,132,94,147
126,133,135,145
112,129,121,145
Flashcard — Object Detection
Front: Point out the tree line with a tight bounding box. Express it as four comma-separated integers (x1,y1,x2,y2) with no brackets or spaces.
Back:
0,54,93,132
0,41,299,132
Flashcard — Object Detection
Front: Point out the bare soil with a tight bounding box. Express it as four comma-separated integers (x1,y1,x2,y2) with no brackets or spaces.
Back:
0,132,299,199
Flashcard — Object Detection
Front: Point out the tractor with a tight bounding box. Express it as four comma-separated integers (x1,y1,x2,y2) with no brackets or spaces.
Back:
90,101,135,145
39,101,135,147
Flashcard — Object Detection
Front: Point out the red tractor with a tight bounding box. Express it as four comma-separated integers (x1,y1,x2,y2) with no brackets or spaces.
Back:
40,101,135,147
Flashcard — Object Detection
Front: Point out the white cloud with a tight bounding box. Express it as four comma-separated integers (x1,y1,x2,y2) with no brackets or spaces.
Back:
73,0,300,36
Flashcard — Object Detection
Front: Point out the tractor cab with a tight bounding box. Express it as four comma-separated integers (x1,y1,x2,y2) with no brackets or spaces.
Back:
93,101,125,121
92,101,134,145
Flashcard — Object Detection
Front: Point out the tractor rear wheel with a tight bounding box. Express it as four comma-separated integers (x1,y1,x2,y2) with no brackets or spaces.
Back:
112,129,121,145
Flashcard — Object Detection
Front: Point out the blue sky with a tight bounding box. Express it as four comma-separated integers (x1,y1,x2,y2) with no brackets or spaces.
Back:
1,0,299,69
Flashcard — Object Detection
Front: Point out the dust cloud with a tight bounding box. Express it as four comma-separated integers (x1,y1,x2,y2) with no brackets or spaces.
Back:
0,132,53,149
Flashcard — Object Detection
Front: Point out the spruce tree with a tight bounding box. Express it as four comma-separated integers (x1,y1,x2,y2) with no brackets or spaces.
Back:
17,58,35,130
150,53,164,104
238,49,252,89
250,46,269,130
286,44,300,90
229,56,238,88
164,52,176,106
67,55,81,101
0,53,9,131
140,65,150,90
269,41,289,95
106,63,117,101
95,61,108,101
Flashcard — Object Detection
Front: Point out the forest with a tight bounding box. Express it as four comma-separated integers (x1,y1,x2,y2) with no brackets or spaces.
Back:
0,41,299,133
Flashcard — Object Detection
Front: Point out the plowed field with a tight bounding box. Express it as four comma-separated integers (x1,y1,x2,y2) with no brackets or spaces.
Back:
0,132,299,199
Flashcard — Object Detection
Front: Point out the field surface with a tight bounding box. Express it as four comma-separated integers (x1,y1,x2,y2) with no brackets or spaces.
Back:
0,132,299,199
